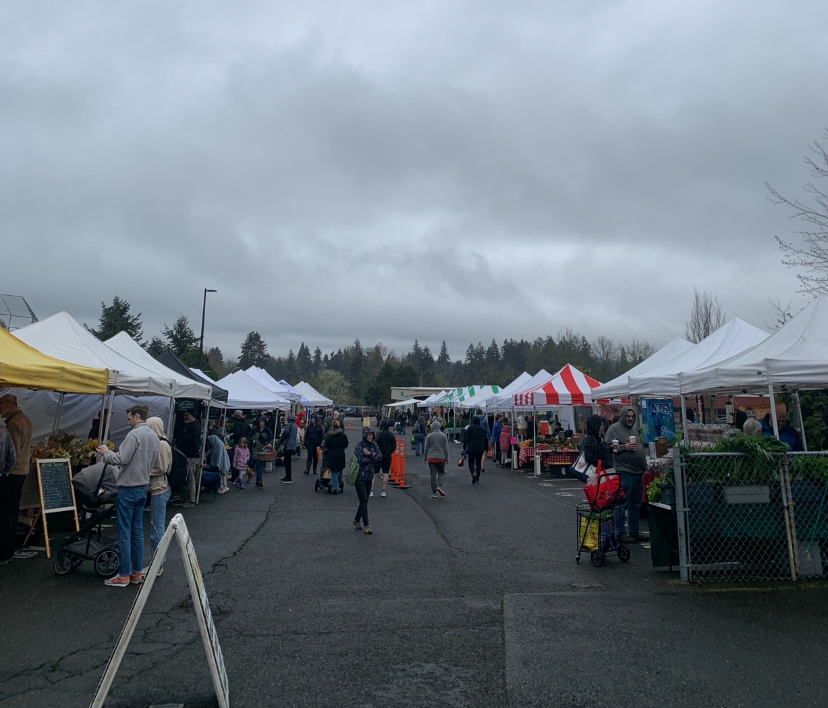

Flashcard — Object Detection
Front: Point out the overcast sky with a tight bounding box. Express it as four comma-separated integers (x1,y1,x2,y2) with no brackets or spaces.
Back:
3,1,826,364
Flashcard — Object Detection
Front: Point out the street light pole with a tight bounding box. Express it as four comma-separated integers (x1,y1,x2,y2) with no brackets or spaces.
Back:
198,289,217,371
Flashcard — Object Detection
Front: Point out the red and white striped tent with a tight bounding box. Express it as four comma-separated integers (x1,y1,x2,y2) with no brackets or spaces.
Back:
513,364,602,408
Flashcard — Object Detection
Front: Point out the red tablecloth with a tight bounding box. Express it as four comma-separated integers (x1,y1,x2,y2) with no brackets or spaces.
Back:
518,447,578,467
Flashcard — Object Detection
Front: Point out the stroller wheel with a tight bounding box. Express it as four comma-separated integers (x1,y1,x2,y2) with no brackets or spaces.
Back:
54,552,72,575
314,480,319,492
590,551,605,568
95,550,120,578
618,545,631,563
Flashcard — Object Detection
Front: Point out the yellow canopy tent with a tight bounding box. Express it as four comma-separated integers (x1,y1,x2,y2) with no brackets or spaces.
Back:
0,326,110,394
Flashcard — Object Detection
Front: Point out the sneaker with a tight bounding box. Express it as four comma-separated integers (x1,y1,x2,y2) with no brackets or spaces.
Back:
304,470,310,475
369,491,374,498
353,520,363,530
431,493,440,498
257,481,266,487
620,535,638,544
157,564,164,577
437,488,445,497
364,526,373,535
129,572,144,585
279,478,291,484
182,502,194,508
104,575,130,588
381,490,387,497
235,480,244,489
218,487,228,494
246,472,255,483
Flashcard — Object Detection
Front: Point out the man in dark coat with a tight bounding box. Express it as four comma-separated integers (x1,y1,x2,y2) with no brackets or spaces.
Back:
303,415,325,475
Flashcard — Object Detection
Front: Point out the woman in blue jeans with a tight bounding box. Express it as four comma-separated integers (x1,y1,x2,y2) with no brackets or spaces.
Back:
322,419,349,493
413,416,427,456
353,427,382,534
146,417,172,575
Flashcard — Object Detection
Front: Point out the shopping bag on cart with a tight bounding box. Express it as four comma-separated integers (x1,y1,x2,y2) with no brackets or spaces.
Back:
599,517,618,552
583,463,625,510
579,517,599,551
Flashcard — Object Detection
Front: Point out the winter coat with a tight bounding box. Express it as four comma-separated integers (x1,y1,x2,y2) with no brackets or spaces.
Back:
232,418,252,446
147,417,172,497
304,421,325,450
280,421,299,451
424,421,450,461
377,423,397,462
463,417,489,454
499,424,512,450
176,420,202,458
322,429,349,471
356,427,383,481
252,426,273,454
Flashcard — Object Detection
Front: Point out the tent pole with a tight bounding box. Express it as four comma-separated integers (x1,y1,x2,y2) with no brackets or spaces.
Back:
101,390,116,445
195,401,211,505
166,398,175,435
51,392,65,438
680,394,688,439
793,391,808,451
768,384,780,438
97,394,106,440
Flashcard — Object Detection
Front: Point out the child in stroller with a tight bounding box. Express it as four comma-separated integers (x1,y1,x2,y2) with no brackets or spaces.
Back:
53,462,121,577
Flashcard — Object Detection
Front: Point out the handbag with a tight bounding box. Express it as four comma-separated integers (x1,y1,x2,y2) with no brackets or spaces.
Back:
583,463,625,511
569,448,596,483
345,454,360,485
411,433,415,445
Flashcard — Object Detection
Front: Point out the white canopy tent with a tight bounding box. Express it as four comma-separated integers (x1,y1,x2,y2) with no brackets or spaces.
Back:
593,337,695,400
294,381,333,407
216,371,291,410
15,312,177,396
245,367,311,406
457,385,502,410
626,318,769,398
386,398,421,408
105,332,212,400
417,391,447,408
486,369,552,410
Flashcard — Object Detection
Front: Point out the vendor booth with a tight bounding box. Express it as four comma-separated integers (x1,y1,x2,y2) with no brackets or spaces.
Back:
293,381,333,407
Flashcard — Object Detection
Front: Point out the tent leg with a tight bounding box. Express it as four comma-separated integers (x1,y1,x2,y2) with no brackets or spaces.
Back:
793,392,808,451
195,402,211,505
166,398,175,436
101,390,116,444
51,393,65,437
680,394,688,439
768,384,780,438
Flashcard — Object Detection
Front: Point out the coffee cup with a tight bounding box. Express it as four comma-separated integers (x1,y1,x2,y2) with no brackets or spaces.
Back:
611,438,619,452
629,436,636,444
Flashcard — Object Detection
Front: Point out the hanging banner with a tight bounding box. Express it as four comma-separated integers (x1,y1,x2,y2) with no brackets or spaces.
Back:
640,398,676,443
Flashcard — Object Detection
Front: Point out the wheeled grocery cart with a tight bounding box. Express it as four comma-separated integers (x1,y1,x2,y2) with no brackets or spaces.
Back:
575,501,631,567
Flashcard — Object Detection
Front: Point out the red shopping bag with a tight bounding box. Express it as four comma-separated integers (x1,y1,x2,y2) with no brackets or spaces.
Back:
487,441,493,458
583,462,626,510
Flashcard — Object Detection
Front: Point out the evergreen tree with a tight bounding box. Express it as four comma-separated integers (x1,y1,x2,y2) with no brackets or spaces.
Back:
285,349,297,382
485,338,501,365
437,341,451,374
145,336,166,357
239,331,269,369
89,296,143,342
312,346,323,374
162,316,199,365
297,343,313,379
349,338,366,395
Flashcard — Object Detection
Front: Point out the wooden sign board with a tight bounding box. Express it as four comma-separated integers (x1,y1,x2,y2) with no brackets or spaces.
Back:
35,458,79,558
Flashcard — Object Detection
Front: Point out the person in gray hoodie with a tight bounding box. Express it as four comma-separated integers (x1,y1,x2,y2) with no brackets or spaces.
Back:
424,420,450,498
97,405,160,587
604,405,648,543
279,414,299,483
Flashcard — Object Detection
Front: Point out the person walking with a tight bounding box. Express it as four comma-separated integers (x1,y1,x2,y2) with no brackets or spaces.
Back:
413,416,427,457
250,418,273,488
97,405,159,588
605,406,648,543
499,419,512,468
492,415,503,466
174,410,202,508
424,420,449,498
0,394,29,566
303,414,325,476
279,415,299,483
463,416,488,485
145,417,172,576
207,433,231,493
322,419,349,493
353,427,382,534
376,420,396,497
233,438,251,489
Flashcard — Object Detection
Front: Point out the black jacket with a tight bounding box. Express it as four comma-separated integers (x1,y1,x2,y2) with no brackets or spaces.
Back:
463,420,488,454
580,435,613,471
232,419,252,446
377,428,397,461
305,422,324,450
176,420,201,458
322,429,350,471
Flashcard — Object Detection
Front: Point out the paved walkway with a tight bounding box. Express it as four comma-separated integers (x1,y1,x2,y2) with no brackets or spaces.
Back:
1,423,827,707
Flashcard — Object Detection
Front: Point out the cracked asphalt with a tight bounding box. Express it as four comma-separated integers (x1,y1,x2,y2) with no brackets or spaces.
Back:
2,421,828,707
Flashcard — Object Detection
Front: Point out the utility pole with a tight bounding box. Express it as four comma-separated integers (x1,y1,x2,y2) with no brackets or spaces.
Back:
198,289,217,371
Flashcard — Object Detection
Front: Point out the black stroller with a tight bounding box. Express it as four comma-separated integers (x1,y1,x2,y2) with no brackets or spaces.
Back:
53,463,120,577
314,451,343,494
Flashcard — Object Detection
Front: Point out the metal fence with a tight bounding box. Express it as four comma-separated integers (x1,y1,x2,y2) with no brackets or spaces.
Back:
674,449,828,583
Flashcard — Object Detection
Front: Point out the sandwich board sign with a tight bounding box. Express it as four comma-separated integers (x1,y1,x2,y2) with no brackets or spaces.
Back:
36,458,79,558
90,514,229,708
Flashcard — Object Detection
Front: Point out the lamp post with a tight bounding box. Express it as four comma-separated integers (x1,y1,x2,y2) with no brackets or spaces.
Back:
198,289,217,371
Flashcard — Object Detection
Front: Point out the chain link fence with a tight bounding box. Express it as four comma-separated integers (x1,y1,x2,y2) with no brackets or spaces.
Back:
675,450,828,582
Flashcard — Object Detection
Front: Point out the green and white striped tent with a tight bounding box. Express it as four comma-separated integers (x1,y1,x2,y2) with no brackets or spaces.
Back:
435,385,499,408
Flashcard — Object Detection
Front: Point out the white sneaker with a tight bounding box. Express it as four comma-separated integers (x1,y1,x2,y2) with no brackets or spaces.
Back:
369,491,374,498
381,490,387,497
431,493,440,498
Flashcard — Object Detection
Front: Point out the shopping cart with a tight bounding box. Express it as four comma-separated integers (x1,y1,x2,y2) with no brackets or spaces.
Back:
575,466,631,567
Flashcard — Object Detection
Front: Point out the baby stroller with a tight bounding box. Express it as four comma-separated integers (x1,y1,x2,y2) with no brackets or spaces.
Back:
314,451,343,494
54,462,120,577
394,420,402,435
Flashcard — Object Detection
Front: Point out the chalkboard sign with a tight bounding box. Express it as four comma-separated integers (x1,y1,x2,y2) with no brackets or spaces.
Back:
176,399,198,413
35,458,79,558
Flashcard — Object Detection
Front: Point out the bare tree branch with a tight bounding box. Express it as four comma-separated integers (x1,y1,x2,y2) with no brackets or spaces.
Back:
685,286,726,343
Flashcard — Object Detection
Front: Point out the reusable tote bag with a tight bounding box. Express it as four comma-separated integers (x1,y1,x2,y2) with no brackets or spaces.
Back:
345,453,360,486
569,448,596,483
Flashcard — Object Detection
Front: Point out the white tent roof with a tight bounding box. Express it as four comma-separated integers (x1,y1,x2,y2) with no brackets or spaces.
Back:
294,381,333,407
276,378,314,406
487,369,553,409
386,398,421,408
216,370,291,410
245,367,311,405
593,337,695,400
627,318,769,397
514,364,602,408
417,391,447,407
106,332,212,400
14,312,178,396
680,294,828,393
457,385,502,409
479,372,532,408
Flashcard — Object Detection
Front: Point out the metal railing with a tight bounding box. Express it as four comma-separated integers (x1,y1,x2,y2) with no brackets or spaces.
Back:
674,449,828,582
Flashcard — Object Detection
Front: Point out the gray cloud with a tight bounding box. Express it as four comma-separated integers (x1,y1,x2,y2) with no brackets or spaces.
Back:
2,0,825,364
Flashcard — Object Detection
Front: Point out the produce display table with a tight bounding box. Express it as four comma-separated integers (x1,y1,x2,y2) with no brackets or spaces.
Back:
518,446,578,468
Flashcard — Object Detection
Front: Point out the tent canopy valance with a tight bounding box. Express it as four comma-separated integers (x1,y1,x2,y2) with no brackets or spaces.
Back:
105,332,212,401
627,318,769,397
0,326,109,394
679,294,828,394
155,351,229,402
457,385,501,409
245,367,311,406
14,312,179,396
417,391,447,408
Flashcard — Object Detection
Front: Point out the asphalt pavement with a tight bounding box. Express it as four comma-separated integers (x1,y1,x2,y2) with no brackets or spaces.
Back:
2,419,828,707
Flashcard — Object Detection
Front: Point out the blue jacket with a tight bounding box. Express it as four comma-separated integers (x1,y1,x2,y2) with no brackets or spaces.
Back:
492,420,502,444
